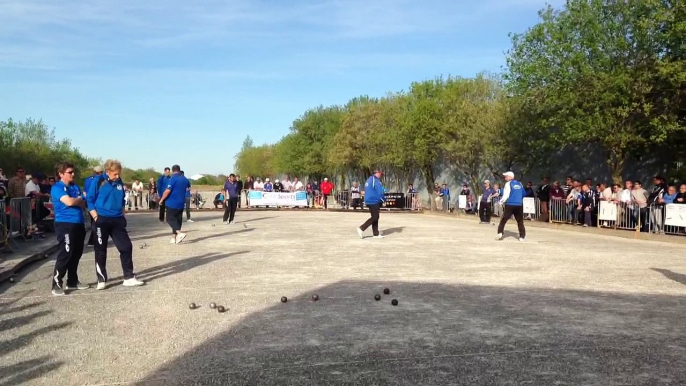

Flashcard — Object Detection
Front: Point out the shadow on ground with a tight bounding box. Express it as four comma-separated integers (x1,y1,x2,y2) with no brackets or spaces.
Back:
382,227,404,236
0,294,69,385
136,281,686,385
651,268,686,286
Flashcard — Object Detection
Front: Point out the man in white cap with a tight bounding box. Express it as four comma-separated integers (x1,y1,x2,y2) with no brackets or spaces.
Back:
320,177,334,209
496,171,526,241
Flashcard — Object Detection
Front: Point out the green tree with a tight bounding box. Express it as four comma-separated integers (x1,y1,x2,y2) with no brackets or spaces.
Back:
0,118,90,179
506,0,686,183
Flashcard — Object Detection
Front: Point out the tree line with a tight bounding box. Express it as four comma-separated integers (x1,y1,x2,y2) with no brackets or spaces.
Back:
0,119,227,186
235,0,685,199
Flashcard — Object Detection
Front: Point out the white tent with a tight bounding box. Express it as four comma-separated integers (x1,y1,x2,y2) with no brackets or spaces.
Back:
189,174,205,181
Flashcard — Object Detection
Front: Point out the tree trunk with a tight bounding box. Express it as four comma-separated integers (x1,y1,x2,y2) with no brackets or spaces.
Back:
422,165,436,210
608,149,627,185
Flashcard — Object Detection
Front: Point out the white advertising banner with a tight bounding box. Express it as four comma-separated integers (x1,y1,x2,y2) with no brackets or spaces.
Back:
598,201,618,221
248,191,308,207
664,204,686,227
523,197,536,214
458,195,467,209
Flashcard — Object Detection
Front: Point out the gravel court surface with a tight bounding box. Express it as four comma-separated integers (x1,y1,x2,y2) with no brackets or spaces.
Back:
1,210,685,385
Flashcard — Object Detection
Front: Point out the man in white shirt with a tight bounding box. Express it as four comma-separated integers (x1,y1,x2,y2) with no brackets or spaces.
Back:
283,178,292,192
254,178,264,191
292,178,304,191
25,174,49,199
131,179,144,210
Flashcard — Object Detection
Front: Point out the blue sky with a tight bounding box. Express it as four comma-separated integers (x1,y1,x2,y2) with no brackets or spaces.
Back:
0,0,562,176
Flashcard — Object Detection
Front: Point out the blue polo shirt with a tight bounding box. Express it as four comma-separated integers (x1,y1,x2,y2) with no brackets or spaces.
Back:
164,173,189,209
185,179,191,198
51,181,84,224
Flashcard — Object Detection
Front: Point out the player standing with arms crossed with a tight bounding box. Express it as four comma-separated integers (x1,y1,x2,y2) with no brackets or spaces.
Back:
50,162,88,295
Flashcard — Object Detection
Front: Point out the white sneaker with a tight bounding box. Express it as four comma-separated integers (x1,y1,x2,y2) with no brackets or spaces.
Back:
356,228,364,239
222,221,228,225
495,233,503,240
175,232,187,244
519,237,525,242
122,277,145,287
96,282,107,290
373,234,384,239
229,221,235,225
187,219,194,223
51,288,65,296
65,282,89,290
170,236,176,244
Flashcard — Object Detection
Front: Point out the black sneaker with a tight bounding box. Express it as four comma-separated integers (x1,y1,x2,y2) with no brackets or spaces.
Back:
65,282,89,290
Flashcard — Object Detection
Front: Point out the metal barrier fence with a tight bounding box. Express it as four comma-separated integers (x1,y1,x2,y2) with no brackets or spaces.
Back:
0,200,8,250
648,203,686,236
8,198,32,242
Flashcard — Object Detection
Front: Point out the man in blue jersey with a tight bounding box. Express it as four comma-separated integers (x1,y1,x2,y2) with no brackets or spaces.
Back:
87,160,145,289
83,165,103,246
157,167,171,222
50,162,88,296
159,165,189,244
496,171,526,242
357,169,385,239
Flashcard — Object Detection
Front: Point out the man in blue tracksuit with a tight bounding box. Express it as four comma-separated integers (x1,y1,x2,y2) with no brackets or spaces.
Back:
357,169,385,239
496,171,526,241
159,165,189,244
87,160,144,289
157,167,171,222
83,165,103,246
50,161,88,296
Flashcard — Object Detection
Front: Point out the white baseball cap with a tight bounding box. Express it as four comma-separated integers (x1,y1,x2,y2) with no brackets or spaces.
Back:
503,171,515,178
266,178,270,182
275,179,280,183
324,178,328,181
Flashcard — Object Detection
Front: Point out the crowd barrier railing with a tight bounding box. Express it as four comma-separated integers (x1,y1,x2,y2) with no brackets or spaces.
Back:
0,200,8,250
648,203,685,236
8,197,33,243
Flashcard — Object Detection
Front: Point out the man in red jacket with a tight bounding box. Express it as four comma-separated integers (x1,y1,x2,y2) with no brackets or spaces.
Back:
320,178,334,209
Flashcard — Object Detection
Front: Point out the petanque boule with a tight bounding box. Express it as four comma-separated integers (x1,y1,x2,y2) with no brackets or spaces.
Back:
383,288,390,295
391,299,398,306
312,294,319,301
139,245,144,249
217,306,226,313
209,302,217,309
374,294,381,301
9,277,14,283
189,303,197,310
281,296,288,303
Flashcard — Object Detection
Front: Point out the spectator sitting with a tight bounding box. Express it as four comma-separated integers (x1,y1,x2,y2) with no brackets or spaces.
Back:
524,182,535,198
213,193,225,208
273,179,284,192
263,178,273,192
282,178,292,192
